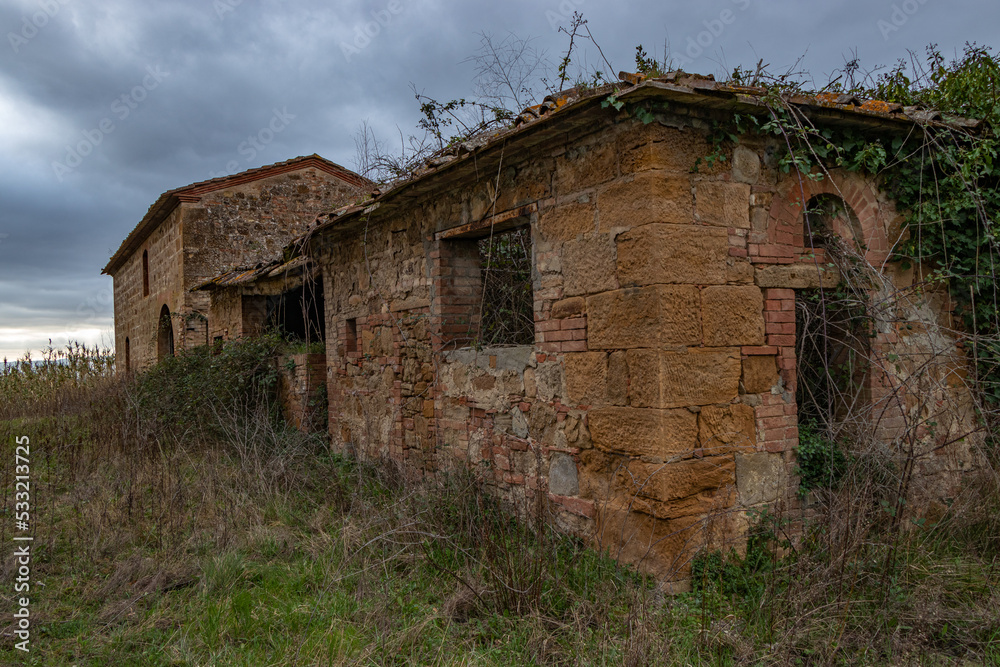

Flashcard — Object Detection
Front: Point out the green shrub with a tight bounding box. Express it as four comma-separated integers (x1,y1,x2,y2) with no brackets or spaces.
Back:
133,334,282,444
795,422,848,496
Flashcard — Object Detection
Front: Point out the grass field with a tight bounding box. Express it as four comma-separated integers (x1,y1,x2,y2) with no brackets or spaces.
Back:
0,341,997,665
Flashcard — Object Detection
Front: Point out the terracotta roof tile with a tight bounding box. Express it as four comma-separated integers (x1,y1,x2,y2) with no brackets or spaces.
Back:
310,70,982,237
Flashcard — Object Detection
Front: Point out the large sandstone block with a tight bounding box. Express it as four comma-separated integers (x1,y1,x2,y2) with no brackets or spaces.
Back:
589,407,698,458
742,355,778,394
607,350,629,405
699,404,756,452
614,456,737,515
564,351,608,405
701,285,765,346
754,263,840,288
537,201,596,242
562,235,618,296
617,224,729,286
597,172,693,231
617,124,715,175
696,181,751,228
587,286,701,349
736,452,784,505
555,139,618,193
627,348,741,408
594,508,705,582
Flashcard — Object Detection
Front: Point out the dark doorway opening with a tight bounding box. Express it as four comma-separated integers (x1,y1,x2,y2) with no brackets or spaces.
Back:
157,305,175,360
266,279,325,344
796,289,870,431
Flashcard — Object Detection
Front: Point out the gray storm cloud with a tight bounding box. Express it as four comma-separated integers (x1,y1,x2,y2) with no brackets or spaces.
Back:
0,0,995,358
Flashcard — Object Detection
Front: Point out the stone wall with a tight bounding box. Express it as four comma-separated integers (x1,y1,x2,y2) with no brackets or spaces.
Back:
277,352,327,432
208,289,266,342
311,105,979,581
111,166,362,371
112,207,184,370
184,168,360,288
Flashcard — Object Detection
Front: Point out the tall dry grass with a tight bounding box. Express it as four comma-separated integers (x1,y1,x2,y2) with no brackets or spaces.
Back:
0,337,998,664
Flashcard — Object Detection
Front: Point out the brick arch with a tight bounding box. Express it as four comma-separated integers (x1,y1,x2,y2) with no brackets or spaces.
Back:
768,171,896,266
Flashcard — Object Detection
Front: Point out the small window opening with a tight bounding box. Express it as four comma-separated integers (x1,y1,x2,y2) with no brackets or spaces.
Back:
345,318,358,354
124,337,130,371
477,226,534,346
142,250,150,297
804,194,863,249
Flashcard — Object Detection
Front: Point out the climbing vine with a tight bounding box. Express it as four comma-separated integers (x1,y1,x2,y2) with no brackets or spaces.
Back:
683,45,1000,408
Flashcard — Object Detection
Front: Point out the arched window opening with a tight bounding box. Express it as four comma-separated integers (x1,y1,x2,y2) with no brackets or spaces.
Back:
803,193,863,250
157,305,174,360
142,250,150,297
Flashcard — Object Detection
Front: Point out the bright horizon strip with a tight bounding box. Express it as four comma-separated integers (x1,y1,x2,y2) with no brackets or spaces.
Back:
0,327,112,363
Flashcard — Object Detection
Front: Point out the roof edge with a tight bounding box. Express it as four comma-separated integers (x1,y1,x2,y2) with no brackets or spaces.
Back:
102,155,369,276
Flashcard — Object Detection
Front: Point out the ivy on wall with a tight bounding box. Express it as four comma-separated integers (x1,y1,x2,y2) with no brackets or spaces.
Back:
630,45,1000,406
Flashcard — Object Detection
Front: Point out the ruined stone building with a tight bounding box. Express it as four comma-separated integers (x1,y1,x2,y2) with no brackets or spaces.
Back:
109,74,982,582
102,155,367,370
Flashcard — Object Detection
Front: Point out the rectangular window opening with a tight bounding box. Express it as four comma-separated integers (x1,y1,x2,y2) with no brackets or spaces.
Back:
345,317,358,354
142,250,150,298
477,225,534,347
795,289,870,432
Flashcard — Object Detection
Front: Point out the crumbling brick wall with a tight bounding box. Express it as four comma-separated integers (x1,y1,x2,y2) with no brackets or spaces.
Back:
277,352,327,432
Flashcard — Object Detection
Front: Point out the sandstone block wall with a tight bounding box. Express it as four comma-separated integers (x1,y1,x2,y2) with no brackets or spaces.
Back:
112,207,184,370
207,289,266,342
311,106,978,580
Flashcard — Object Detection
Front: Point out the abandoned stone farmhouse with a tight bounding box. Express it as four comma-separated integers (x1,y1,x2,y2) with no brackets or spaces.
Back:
102,155,369,369
106,73,981,582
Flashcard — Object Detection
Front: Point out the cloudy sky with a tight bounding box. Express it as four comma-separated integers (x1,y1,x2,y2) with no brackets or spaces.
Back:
0,0,996,361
